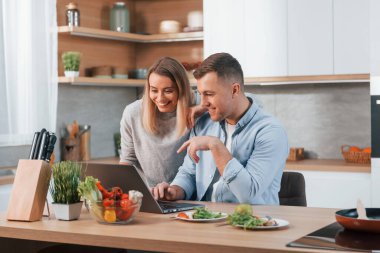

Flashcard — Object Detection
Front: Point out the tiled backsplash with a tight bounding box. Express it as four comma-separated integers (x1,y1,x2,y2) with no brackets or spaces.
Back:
246,82,370,159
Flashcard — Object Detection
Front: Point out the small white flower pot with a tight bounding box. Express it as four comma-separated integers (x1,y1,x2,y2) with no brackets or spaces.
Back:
52,202,83,221
64,71,80,78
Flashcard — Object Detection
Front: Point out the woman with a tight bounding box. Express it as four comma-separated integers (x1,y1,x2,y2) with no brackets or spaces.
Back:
119,57,199,187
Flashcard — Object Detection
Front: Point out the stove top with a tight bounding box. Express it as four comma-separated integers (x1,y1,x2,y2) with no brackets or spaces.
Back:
287,222,380,252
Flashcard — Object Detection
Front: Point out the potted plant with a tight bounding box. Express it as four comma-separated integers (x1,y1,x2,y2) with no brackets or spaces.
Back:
49,161,83,220
114,132,121,157
62,51,81,77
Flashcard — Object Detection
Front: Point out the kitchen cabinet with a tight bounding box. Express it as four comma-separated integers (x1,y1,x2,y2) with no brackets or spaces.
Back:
371,159,380,207
204,0,368,81
57,0,203,87
333,0,369,74
244,0,287,77
288,170,371,208
203,0,245,67
287,0,333,76
204,0,287,78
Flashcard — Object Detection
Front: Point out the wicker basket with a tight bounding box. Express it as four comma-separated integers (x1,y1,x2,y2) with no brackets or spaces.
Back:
287,147,304,161
341,145,371,164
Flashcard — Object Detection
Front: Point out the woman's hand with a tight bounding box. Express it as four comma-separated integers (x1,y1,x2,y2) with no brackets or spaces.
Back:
187,105,207,129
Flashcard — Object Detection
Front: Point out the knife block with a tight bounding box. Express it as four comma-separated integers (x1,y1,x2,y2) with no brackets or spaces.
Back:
7,159,51,221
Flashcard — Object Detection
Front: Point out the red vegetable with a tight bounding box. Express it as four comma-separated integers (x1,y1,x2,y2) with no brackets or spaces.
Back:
96,181,112,199
120,199,132,209
116,207,135,221
103,198,114,207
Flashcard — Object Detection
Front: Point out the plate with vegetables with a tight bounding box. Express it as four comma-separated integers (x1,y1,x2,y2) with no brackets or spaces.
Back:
232,218,289,230
227,204,289,230
175,207,227,222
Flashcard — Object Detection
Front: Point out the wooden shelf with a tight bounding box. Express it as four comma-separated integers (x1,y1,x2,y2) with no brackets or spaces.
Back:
59,74,369,88
58,26,203,43
58,77,198,87
58,77,145,87
244,73,370,85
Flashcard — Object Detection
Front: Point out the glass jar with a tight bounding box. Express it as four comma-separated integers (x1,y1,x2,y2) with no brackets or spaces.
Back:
66,3,80,27
110,2,130,32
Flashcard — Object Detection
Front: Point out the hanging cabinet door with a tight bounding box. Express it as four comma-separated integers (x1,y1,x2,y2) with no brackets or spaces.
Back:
333,0,369,74
203,0,246,67
244,0,288,77
288,0,334,76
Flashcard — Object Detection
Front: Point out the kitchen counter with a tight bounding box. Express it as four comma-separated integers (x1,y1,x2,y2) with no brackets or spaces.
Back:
90,156,371,173
0,202,349,253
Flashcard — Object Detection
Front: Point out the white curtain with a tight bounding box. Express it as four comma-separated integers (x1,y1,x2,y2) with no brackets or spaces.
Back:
0,0,58,146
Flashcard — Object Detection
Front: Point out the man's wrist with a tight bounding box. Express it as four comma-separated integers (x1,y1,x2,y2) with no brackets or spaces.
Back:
208,136,222,150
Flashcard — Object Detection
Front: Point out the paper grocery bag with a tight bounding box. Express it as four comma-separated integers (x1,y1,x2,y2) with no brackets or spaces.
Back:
7,159,51,221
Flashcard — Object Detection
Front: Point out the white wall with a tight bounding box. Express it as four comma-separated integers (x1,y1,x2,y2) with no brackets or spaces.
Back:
0,184,12,212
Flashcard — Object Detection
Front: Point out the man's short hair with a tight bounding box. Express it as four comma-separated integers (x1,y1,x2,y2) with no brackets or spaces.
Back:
193,52,244,87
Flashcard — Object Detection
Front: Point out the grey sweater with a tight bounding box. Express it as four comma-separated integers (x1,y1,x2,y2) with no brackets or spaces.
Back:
120,100,189,187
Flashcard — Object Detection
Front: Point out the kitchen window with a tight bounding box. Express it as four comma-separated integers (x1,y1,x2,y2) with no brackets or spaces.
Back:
0,0,58,146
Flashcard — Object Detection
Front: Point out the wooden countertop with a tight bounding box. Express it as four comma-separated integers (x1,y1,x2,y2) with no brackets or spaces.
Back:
0,203,348,253
286,159,370,173
89,156,371,173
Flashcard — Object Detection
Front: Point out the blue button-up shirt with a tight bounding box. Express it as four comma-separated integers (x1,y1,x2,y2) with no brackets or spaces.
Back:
171,99,289,205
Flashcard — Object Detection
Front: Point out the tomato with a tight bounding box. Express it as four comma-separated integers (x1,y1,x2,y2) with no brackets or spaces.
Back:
177,212,189,219
103,209,116,223
116,207,135,221
121,193,129,200
103,198,114,207
120,199,132,208
112,187,123,197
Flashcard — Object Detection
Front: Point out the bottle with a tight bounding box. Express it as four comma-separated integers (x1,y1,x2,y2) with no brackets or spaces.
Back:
79,125,91,161
110,2,130,32
66,3,80,27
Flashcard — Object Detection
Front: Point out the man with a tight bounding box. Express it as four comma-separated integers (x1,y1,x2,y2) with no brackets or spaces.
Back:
152,53,288,205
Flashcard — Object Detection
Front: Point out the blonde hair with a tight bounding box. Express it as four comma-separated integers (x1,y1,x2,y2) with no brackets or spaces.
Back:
142,57,192,137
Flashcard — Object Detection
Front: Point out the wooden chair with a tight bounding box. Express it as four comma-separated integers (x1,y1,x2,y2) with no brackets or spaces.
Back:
279,172,307,206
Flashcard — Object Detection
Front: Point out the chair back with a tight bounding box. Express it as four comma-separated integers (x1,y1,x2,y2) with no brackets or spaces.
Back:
279,171,307,206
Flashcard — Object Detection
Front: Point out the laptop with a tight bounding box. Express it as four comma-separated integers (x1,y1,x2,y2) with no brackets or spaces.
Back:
82,163,204,214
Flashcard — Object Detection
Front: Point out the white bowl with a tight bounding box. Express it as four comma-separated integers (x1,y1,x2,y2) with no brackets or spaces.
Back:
159,20,181,34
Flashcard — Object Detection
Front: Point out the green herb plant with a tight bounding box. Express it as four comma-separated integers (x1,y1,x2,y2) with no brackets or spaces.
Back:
192,207,223,219
113,133,121,157
227,204,265,229
62,51,81,71
77,176,102,204
50,161,83,204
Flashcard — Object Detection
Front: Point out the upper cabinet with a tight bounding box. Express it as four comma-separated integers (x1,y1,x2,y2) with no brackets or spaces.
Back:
333,0,369,74
244,0,287,77
288,0,333,76
203,0,245,67
204,0,369,79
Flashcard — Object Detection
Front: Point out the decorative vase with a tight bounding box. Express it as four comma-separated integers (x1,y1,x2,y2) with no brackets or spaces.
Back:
64,71,79,78
110,2,130,32
52,202,83,221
